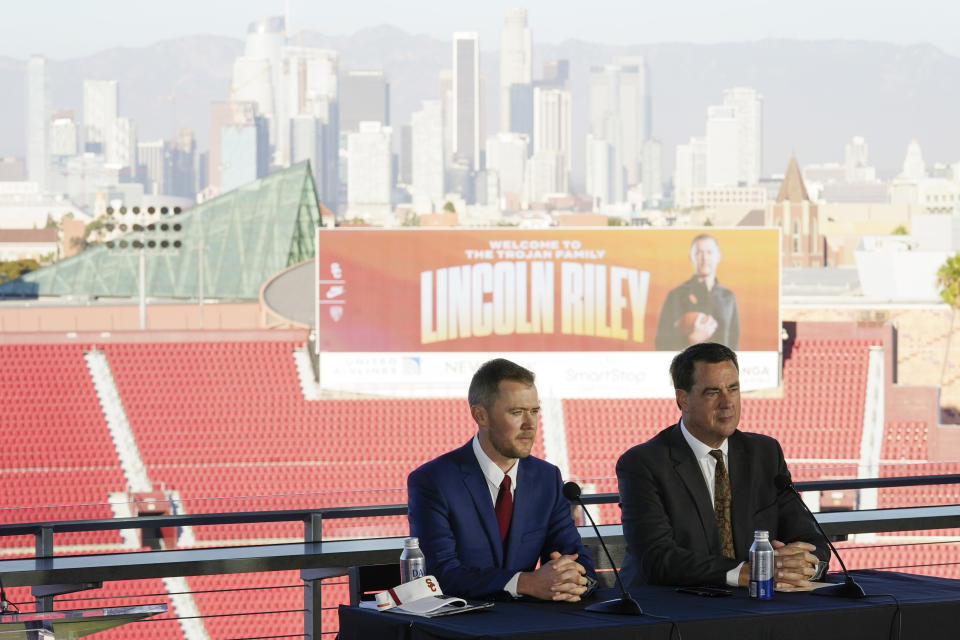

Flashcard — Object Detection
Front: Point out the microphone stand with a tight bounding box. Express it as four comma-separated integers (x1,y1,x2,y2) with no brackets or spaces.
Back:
563,482,643,615
776,476,866,598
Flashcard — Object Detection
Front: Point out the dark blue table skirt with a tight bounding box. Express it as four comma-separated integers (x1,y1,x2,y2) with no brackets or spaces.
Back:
338,570,960,640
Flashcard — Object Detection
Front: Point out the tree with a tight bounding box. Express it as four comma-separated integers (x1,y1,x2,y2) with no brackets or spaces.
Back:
703,217,714,226
0,259,41,283
442,201,456,214
401,211,420,226
936,253,960,385
607,216,629,227
892,224,909,235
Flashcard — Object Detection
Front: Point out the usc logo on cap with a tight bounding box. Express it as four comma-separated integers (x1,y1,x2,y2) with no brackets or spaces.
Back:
425,577,437,592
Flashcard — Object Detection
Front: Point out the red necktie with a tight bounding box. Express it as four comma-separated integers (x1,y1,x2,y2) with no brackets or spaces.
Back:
495,476,513,543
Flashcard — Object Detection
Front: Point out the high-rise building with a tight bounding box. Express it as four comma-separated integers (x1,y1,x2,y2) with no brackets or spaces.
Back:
705,105,739,186
233,16,285,162
209,101,269,195
499,8,532,134
486,132,528,199
411,101,444,210
721,87,763,185
26,55,50,191
527,151,567,202
618,58,651,185
452,32,480,170
900,139,926,180
219,104,270,193
278,46,339,171
347,121,392,207
641,137,662,207
113,117,138,169
340,70,389,134
169,128,197,199
83,79,119,158
533,88,571,165
137,140,167,195
291,114,322,190
588,59,651,193
49,114,78,158
588,66,622,202
280,46,339,206
585,134,616,208
844,136,876,182
673,136,707,209
398,124,413,187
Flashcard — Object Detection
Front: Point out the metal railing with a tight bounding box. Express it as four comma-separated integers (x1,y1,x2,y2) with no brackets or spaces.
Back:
1,474,959,639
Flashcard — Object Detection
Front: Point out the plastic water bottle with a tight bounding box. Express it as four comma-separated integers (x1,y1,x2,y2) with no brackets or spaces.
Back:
749,530,774,599
399,537,426,583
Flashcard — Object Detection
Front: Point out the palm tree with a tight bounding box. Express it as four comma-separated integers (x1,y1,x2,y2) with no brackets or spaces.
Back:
935,254,960,385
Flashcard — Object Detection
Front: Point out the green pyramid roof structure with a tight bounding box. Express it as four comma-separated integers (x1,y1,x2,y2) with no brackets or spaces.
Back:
0,161,322,300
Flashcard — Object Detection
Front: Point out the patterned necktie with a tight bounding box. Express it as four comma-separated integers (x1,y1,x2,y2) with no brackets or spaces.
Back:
495,476,513,543
709,449,735,559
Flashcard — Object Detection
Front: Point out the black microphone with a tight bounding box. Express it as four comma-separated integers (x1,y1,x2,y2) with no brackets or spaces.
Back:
563,481,643,615
774,474,866,598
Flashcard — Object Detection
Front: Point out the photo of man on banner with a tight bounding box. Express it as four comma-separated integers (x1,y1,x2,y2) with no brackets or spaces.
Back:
655,234,740,351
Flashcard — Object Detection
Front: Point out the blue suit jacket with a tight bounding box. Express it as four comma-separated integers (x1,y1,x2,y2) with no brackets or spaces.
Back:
407,440,595,600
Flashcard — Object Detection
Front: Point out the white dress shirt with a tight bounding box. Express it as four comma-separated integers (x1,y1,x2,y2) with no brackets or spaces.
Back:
679,420,744,587
472,435,522,596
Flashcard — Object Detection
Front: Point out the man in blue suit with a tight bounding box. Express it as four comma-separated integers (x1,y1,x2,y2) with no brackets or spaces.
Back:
407,358,596,601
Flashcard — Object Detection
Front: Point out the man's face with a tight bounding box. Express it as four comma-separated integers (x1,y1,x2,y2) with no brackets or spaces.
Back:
474,380,540,471
690,238,721,278
677,359,740,448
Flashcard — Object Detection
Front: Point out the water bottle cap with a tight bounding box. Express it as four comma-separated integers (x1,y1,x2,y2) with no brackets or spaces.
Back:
404,537,420,548
753,530,769,540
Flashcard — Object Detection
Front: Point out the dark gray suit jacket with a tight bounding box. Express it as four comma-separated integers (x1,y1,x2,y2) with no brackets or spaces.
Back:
616,424,828,586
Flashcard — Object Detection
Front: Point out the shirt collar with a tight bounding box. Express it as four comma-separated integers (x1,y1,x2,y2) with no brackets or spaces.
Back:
472,433,519,488
680,418,729,459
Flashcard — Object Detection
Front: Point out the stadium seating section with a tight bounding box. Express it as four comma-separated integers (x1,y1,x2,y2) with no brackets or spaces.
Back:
1,334,957,639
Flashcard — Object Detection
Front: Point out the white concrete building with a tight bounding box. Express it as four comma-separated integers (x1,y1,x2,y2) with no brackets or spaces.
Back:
706,105,738,186
585,134,615,208
26,56,50,191
347,121,392,207
411,100,445,210
113,117,137,169
83,79,118,160
673,136,707,209
485,132,528,199
641,138,663,207
49,117,78,158
722,87,763,186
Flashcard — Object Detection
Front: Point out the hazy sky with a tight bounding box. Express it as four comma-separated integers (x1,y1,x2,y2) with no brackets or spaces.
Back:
5,0,960,59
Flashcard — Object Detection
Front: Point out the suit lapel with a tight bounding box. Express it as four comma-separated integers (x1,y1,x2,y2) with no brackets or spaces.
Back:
667,424,720,554
727,432,753,558
456,442,504,566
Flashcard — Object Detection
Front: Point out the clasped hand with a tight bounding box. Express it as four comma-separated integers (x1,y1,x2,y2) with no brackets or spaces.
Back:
771,540,819,590
738,540,819,590
517,551,589,601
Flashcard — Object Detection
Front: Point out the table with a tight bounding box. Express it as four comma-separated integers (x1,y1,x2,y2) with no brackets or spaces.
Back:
337,571,960,640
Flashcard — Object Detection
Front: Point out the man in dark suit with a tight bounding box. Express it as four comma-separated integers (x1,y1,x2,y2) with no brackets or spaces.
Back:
655,234,739,351
616,342,828,588
408,358,596,601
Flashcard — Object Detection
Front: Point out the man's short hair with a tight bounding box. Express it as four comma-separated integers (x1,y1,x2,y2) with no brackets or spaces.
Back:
468,358,535,409
670,342,739,392
689,233,719,256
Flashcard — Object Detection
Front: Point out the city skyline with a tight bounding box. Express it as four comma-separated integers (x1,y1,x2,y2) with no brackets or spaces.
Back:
4,0,960,60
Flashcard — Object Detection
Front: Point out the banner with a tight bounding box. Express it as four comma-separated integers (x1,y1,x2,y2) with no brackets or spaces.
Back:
316,228,779,353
